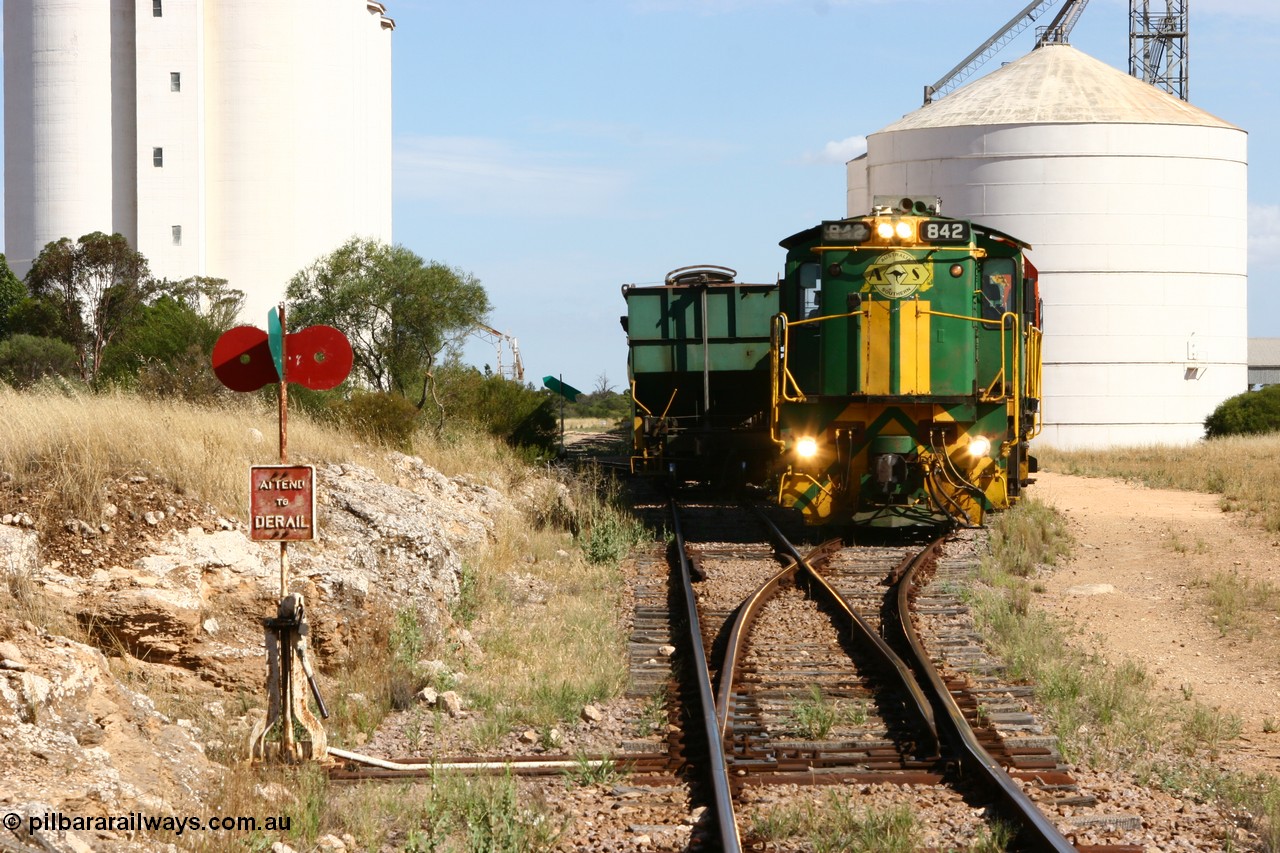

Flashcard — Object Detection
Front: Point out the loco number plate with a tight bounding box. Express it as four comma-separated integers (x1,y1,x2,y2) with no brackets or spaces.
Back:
920,219,971,243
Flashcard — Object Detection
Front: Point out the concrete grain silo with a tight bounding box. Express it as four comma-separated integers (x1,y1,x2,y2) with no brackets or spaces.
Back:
849,44,1247,447
4,0,120,268
4,0,395,322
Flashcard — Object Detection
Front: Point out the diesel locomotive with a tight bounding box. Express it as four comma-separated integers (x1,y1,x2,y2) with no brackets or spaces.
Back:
622,196,1042,527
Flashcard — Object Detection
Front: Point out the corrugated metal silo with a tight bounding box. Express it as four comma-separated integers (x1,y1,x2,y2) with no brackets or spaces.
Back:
848,44,1247,447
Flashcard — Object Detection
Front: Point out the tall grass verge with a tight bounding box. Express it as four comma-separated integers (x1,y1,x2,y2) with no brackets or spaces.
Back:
975,500,1280,844
0,383,545,528
178,761,564,851
0,384,399,523
1037,434,1280,531
455,505,630,745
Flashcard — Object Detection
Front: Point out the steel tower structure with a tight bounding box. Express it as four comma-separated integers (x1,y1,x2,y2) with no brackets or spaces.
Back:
1130,0,1189,101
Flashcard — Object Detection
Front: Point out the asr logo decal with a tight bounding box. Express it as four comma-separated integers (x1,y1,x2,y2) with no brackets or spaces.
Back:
862,250,934,299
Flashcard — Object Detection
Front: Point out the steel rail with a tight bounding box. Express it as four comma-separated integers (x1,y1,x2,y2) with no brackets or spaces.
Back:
714,560,797,738
668,500,743,853
894,540,1078,851
754,510,940,757
714,537,844,737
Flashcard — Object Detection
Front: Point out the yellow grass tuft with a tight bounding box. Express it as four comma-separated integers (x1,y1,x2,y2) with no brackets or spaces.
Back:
0,384,540,526
1037,434,1280,531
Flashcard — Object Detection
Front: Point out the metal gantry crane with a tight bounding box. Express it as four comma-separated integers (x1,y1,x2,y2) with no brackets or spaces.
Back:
1129,0,1189,101
923,0,1091,105
468,323,525,383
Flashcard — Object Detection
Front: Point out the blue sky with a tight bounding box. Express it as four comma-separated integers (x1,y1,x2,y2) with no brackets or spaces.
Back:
2,1,1275,393
388,0,1279,392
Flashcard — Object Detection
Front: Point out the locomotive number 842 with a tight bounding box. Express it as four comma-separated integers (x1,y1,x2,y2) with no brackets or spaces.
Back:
623,196,1042,528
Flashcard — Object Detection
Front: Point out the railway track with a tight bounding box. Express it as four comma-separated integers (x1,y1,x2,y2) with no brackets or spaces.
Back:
667,499,1143,852
325,485,1192,849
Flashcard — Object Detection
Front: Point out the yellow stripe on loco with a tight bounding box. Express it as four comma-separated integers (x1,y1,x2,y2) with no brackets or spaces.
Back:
900,300,930,394
863,300,891,395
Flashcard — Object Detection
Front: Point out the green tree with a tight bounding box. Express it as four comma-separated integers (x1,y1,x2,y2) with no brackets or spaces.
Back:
429,364,557,453
99,276,244,382
5,296,73,342
0,254,24,341
286,238,491,416
26,232,153,384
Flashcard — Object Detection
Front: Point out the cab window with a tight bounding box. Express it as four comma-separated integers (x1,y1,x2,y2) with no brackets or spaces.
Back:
799,262,822,318
980,258,1016,322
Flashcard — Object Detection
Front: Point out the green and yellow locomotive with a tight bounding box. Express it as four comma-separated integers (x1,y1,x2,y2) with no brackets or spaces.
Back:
623,196,1042,527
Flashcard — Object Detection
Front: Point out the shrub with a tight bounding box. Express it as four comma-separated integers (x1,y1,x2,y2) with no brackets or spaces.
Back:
562,389,632,422
429,366,557,454
135,344,233,404
0,334,79,388
330,390,422,449
1204,386,1280,438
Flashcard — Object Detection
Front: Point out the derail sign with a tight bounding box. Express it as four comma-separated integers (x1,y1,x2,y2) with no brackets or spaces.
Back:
250,465,316,542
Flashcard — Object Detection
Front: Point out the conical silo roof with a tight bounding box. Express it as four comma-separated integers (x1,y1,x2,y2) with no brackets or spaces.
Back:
884,44,1237,131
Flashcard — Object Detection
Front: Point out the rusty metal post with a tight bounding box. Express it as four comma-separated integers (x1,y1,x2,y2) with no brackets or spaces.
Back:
275,302,294,758
277,302,290,599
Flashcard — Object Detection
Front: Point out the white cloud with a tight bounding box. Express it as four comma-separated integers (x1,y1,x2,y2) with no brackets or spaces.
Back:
802,135,867,165
393,135,629,216
1250,202,1280,270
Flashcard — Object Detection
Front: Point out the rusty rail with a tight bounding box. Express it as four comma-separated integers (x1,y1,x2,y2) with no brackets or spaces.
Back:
668,499,742,853
891,540,1079,851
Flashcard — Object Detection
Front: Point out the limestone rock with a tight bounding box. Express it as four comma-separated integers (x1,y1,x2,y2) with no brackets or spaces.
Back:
439,690,464,717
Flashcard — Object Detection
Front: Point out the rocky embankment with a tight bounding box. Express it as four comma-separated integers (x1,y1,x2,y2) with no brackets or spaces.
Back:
0,453,539,852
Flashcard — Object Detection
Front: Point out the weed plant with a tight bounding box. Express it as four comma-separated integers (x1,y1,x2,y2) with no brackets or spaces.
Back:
632,686,668,736
750,795,918,853
562,753,624,787
787,686,868,740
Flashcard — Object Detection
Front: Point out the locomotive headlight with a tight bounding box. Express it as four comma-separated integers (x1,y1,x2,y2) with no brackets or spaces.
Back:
875,221,895,240
894,221,914,240
795,437,819,459
967,435,992,458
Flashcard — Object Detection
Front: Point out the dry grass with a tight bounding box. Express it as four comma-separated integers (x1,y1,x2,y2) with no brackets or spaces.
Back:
562,416,621,432
406,423,543,492
0,383,398,524
0,383,541,528
458,507,630,745
1037,434,1280,531
1198,569,1280,640
976,500,1280,845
